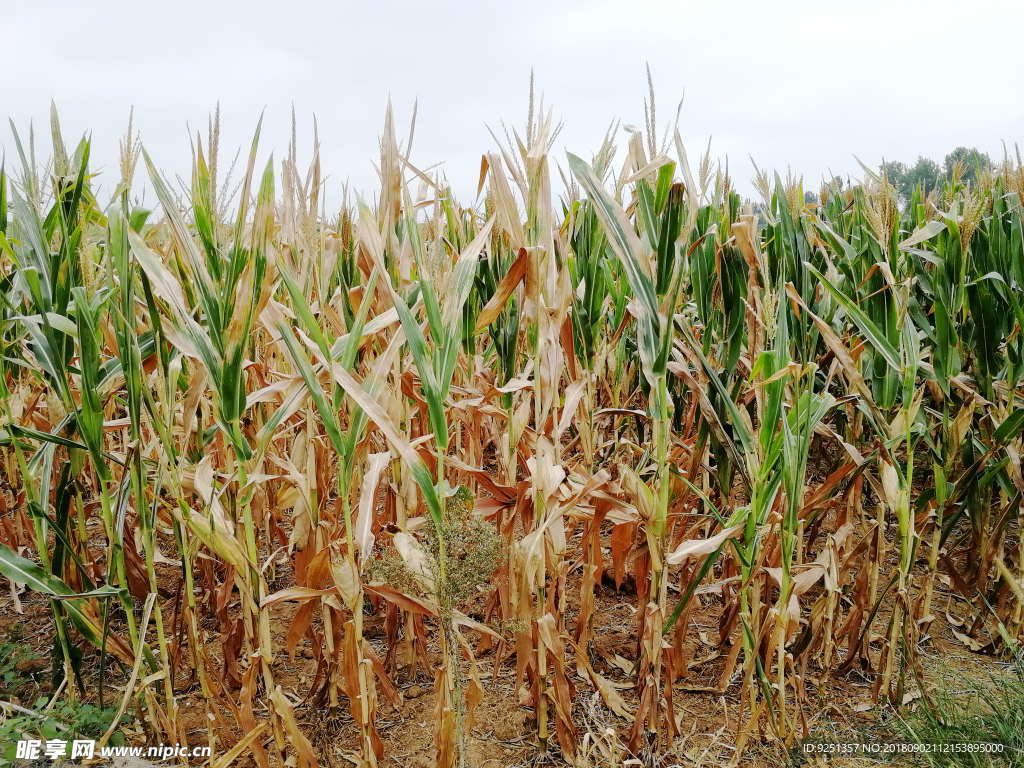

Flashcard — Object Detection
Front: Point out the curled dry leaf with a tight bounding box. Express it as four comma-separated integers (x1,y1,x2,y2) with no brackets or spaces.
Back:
355,452,390,564
330,548,362,611
666,524,744,565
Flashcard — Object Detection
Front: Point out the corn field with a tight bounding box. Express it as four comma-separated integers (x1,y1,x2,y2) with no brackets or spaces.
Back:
1,91,1024,768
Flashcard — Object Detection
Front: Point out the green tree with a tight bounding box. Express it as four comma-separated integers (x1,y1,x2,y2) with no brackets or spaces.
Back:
883,160,910,199
904,156,941,195
944,146,991,184
882,156,941,204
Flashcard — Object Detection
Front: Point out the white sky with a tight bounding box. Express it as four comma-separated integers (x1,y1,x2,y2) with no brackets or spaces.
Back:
4,0,1023,212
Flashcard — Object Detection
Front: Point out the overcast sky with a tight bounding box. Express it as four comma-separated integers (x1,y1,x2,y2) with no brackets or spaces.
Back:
4,0,1023,211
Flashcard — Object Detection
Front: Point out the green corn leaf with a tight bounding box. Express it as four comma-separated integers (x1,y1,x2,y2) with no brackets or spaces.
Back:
340,269,380,371
109,207,145,442
20,315,67,390
656,184,683,297
330,363,443,525
228,116,265,286
10,189,53,311
220,156,273,428
279,265,333,363
804,262,902,371
142,150,224,348
662,546,725,636
71,287,111,483
636,180,658,247
342,327,406,478
0,543,127,651
191,141,220,281
391,290,448,443
27,499,95,593
814,218,858,262
7,424,86,452
127,229,192,321
994,409,1024,444
441,216,495,338
128,229,231,428
901,313,919,405
0,159,7,234
654,162,676,213
0,544,123,601
567,153,658,322
277,324,346,457
898,220,946,251
675,316,754,455
568,152,663,385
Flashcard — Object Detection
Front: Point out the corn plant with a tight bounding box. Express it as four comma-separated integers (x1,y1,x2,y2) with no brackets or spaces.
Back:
2,94,1024,768
568,139,695,751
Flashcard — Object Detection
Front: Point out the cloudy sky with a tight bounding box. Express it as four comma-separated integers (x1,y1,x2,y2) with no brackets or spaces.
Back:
3,0,1023,209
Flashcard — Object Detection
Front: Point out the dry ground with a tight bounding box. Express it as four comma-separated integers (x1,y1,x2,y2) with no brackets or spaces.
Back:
1,512,1007,768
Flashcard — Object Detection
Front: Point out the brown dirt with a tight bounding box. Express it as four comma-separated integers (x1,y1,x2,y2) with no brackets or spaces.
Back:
0,473,1015,768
